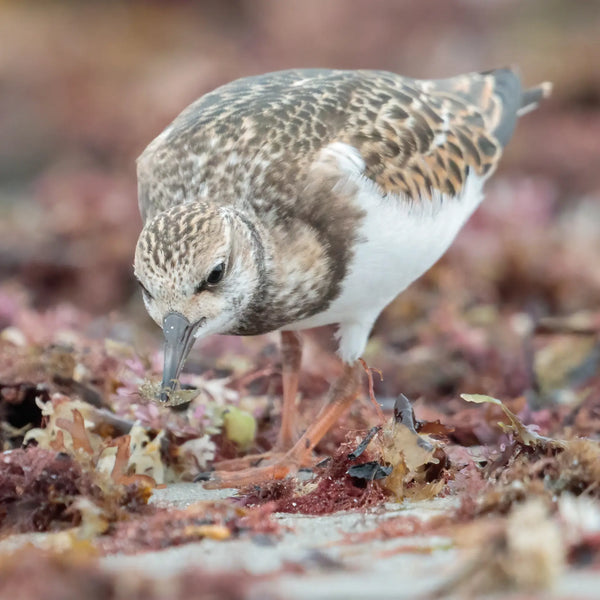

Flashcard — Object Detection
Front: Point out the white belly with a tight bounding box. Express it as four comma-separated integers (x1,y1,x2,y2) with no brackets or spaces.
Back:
287,171,485,332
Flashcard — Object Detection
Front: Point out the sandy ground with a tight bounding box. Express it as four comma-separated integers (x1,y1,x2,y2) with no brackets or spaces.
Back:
0,482,598,598
97,484,597,600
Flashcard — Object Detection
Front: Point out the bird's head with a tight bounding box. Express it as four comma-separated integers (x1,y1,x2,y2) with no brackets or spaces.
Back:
134,202,263,401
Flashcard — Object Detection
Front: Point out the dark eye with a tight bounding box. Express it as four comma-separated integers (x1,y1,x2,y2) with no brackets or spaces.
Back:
206,263,225,285
195,263,225,294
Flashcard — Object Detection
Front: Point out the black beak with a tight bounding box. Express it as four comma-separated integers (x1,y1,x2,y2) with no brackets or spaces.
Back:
160,312,203,402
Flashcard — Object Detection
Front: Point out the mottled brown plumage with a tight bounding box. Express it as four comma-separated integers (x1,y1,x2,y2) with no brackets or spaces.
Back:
137,68,546,221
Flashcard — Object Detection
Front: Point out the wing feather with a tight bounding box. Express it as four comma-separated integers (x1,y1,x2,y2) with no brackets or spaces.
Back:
137,68,549,220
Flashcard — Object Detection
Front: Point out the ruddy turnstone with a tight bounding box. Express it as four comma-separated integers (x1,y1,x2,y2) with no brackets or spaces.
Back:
134,68,550,485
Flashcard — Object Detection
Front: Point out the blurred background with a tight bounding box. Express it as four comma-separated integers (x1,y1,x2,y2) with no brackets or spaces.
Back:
0,0,599,402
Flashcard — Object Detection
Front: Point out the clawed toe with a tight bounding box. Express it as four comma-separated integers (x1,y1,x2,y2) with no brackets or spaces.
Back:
198,446,325,489
202,460,295,489
212,452,276,472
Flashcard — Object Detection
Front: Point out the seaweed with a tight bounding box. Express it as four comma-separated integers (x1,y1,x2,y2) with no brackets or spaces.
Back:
0,447,148,535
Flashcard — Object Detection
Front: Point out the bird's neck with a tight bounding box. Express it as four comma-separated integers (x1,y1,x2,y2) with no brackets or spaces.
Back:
227,208,336,335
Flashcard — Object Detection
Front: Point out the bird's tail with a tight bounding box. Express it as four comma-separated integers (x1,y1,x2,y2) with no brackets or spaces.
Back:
517,81,553,117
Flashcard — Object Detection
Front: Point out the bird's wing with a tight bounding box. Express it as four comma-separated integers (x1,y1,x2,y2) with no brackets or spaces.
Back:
137,68,550,221
326,68,548,201
137,69,345,223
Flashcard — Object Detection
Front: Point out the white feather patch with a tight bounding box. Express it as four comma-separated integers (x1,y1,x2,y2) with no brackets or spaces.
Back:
286,142,487,363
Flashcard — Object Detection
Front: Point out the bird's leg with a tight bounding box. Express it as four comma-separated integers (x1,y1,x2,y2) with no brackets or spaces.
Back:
205,361,362,488
277,330,303,450
210,331,302,472
284,360,361,463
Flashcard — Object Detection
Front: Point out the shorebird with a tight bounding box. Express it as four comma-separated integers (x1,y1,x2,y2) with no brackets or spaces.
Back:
134,68,550,486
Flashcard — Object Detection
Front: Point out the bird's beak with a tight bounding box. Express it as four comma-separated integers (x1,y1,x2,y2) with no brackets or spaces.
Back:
160,312,204,402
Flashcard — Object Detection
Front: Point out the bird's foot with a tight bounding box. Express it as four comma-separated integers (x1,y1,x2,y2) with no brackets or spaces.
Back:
199,361,363,490
211,451,278,472
201,450,315,489
209,432,297,474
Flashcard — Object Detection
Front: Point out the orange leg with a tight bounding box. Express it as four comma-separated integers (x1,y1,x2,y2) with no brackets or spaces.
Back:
277,330,303,450
285,361,361,462
211,331,302,473
205,362,362,488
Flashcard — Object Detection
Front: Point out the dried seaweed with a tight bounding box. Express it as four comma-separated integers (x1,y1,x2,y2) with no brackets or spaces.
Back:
25,398,164,489
379,395,450,501
347,425,381,459
97,500,280,555
461,393,567,449
0,447,148,535
240,443,389,515
347,461,393,480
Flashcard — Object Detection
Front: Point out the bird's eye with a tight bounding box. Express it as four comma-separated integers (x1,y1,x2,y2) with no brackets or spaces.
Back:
194,263,225,294
206,263,225,285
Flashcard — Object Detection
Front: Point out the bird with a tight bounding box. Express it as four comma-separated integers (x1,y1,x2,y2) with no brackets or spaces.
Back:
133,68,551,486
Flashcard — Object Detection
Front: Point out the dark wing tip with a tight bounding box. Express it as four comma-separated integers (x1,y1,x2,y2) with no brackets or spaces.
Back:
486,67,552,147
486,68,523,147
518,81,553,116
